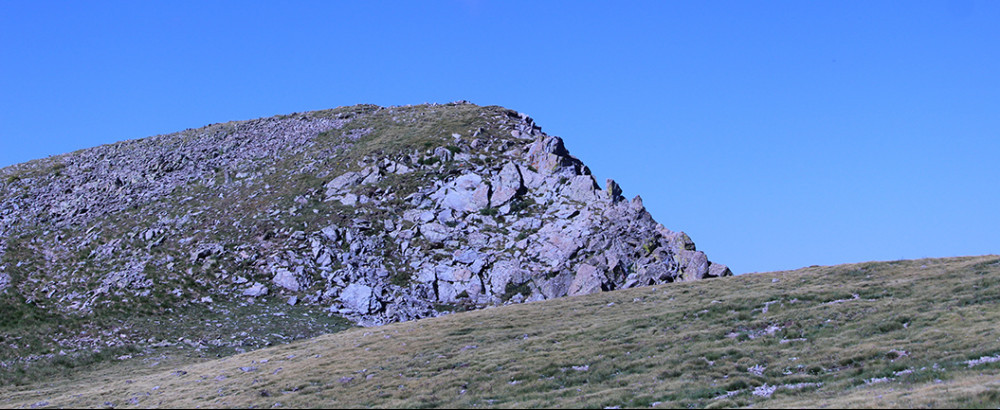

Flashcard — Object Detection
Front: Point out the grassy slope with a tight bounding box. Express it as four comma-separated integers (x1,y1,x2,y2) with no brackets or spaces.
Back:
2,255,999,408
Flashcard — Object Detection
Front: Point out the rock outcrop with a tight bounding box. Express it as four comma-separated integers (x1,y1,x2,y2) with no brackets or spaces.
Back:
0,102,730,327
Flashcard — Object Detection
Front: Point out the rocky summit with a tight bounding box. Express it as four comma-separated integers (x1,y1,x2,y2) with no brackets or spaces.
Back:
0,102,729,328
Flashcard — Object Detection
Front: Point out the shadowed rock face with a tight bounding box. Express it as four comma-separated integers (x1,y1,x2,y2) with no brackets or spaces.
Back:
0,102,730,326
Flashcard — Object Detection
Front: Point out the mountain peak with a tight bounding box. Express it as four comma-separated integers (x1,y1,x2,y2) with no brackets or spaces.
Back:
0,103,729,329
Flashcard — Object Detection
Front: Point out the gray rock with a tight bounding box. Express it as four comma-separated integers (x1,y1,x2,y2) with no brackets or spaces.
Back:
321,225,339,241
666,231,696,253
566,175,598,202
520,166,546,189
438,266,473,282
539,270,573,299
472,183,491,210
325,171,361,193
678,250,710,281
434,147,453,162
360,165,382,185
468,232,490,248
420,222,451,243
436,173,487,212
189,243,223,264
317,251,333,266
338,193,358,207
453,249,480,264
385,160,413,174
488,260,527,296
340,283,380,313
419,210,436,223
708,262,733,277
243,283,269,297
568,263,603,296
469,258,487,274
272,268,301,292
536,227,583,267
606,179,623,201
630,195,645,212
436,280,458,302
490,162,523,206
1,271,13,291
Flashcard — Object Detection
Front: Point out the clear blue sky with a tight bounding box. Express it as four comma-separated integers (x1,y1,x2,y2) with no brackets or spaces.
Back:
2,1,998,274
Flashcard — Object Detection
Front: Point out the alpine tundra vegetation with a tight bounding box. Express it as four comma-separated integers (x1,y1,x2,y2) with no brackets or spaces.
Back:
0,102,726,387
2,102,997,408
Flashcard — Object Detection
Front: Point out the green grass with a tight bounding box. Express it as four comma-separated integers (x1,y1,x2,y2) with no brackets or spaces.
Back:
0,294,353,387
2,255,998,408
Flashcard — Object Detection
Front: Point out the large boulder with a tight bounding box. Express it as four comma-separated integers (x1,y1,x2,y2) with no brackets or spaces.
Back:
420,222,451,243
677,250,710,281
568,263,603,296
435,173,489,212
272,268,301,292
340,283,381,314
490,162,524,206
325,171,361,194
566,175,599,202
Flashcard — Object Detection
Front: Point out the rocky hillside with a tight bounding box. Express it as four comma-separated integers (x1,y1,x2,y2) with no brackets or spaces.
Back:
0,102,728,332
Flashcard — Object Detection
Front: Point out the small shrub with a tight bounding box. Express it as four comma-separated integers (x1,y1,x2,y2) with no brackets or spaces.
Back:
657,369,682,379
479,207,498,216
877,321,904,333
389,270,412,287
508,197,535,214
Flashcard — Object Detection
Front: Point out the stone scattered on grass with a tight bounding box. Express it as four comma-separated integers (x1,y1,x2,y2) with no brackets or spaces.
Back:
965,354,1000,368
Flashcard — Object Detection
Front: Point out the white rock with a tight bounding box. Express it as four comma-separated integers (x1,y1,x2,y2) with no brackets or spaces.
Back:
243,283,269,297
321,225,339,241
272,268,300,292
340,283,380,313
325,171,361,192
436,173,486,212
420,222,451,243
